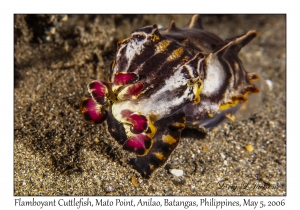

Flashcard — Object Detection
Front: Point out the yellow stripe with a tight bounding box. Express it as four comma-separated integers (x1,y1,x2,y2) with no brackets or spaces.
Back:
225,113,235,122
152,34,160,42
155,40,171,53
167,47,183,61
208,113,214,118
162,134,177,145
171,122,185,129
193,79,203,104
219,95,248,110
149,164,155,170
111,59,116,69
154,152,165,160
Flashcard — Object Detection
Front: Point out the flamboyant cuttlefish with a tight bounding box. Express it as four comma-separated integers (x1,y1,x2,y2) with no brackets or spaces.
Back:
80,15,259,178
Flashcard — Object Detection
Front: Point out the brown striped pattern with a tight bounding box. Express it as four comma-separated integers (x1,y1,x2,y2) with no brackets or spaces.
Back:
81,15,260,178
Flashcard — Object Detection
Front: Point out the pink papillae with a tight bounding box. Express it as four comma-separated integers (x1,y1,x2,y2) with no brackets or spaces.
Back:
118,82,144,100
121,110,148,134
130,114,148,133
123,134,152,155
88,81,108,104
113,72,138,86
81,97,107,124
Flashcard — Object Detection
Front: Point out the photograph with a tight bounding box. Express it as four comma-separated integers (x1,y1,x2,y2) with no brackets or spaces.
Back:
14,14,286,196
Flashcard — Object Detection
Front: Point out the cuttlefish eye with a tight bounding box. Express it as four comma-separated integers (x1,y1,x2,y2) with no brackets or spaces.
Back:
132,34,146,41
